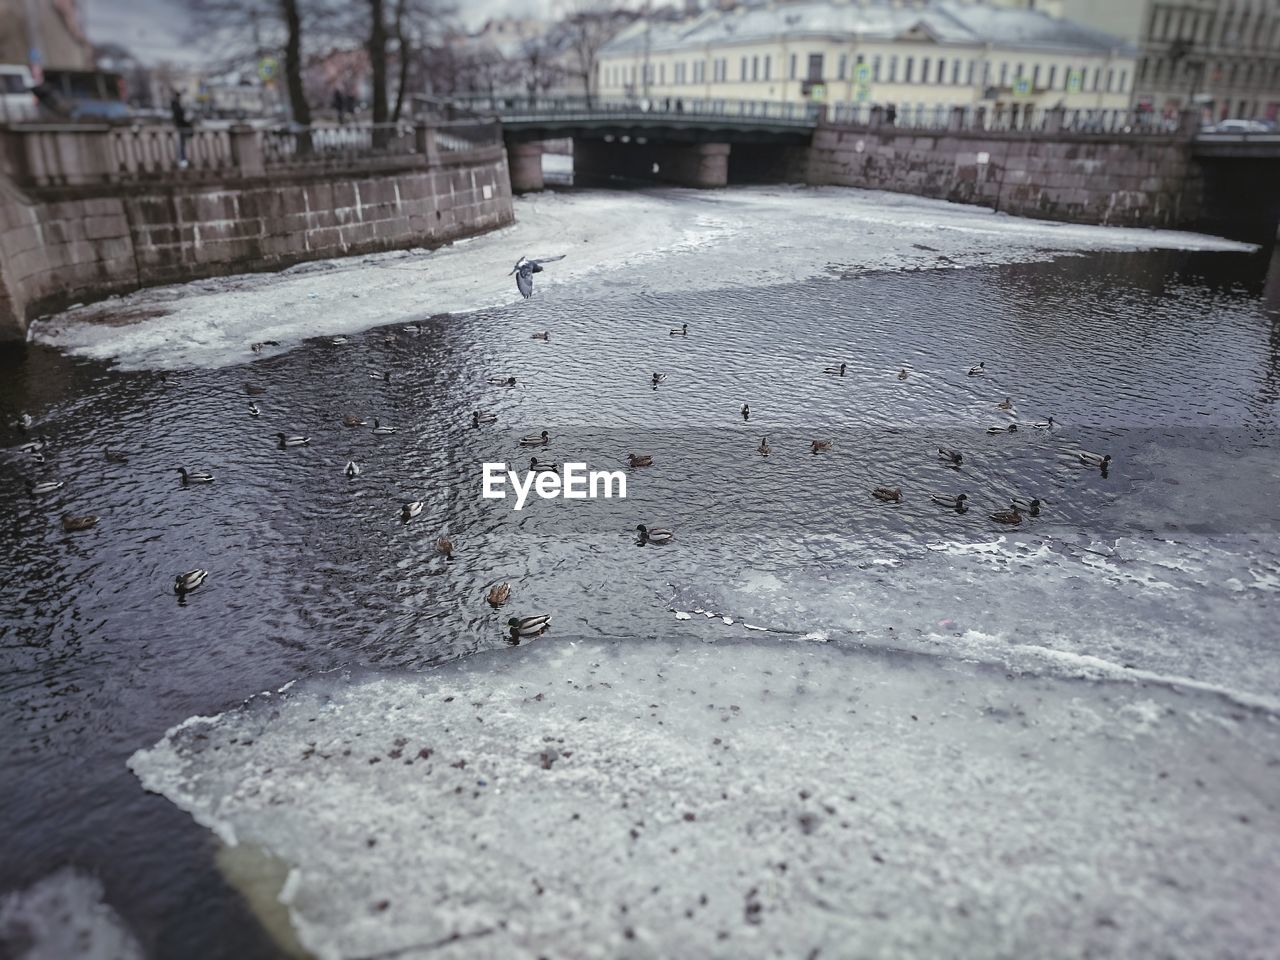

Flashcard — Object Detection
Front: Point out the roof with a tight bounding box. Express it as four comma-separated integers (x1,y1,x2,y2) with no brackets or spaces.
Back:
601,1,1137,58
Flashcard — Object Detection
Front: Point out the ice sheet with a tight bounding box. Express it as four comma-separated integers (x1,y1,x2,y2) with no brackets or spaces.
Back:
0,869,143,960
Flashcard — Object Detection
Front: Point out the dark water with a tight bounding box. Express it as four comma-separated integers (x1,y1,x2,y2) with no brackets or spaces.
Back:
1,245,1279,957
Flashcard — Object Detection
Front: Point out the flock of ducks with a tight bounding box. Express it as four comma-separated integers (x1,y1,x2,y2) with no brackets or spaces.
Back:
10,250,1114,642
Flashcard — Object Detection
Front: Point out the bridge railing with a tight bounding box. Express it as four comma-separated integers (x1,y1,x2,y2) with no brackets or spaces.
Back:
261,121,418,167
826,102,1185,136
448,95,823,126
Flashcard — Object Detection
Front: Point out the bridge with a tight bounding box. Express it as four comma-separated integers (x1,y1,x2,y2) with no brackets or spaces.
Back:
441,95,1280,243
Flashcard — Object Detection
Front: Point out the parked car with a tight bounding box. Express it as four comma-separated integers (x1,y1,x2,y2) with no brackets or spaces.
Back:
0,64,39,122
1203,118,1272,134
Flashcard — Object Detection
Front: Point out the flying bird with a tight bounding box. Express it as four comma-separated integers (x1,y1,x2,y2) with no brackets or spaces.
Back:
510,255,565,299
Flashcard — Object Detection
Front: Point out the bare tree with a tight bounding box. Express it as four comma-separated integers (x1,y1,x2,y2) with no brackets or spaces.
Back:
559,3,635,106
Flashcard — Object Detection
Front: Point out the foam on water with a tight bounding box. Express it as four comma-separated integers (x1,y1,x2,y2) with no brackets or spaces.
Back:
130,637,1280,960
31,186,1255,372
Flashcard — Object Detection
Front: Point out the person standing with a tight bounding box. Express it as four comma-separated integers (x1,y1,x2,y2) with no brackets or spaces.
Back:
332,86,346,124
170,90,191,167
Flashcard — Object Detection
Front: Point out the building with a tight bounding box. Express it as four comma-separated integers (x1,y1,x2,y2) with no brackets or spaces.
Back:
598,0,1139,123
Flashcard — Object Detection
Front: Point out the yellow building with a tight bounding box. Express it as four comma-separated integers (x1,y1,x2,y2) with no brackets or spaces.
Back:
598,0,1138,122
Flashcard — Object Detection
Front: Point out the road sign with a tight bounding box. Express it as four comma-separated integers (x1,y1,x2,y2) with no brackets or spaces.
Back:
1013,77,1031,97
1067,70,1082,93
258,57,279,82
855,64,871,84
855,83,871,103
809,82,827,102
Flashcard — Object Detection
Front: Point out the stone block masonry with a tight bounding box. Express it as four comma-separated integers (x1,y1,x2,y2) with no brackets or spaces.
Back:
0,143,513,341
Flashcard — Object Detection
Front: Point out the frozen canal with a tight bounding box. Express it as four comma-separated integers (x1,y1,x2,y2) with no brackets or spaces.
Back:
2,185,1279,959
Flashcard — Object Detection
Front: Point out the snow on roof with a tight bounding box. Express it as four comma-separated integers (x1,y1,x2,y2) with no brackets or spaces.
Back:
602,1,1136,58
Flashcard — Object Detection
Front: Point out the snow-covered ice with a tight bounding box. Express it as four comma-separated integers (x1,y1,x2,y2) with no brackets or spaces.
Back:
0,870,144,960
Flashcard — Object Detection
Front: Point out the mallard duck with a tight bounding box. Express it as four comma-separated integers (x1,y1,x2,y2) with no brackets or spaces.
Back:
372,419,397,435
635,524,673,545
627,453,653,467
898,369,909,380
488,376,517,386
248,403,261,418
487,583,511,608
330,336,349,345
176,468,214,484
509,254,565,298
1033,417,1055,429
520,430,551,447
276,433,311,448
986,424,1017,434
436,536,454,559
529,457,558,474
967,362,985,376
18,437,48,454
670,323,688,337
872,486,902,503
507,614,551,643
741,403,750,420
990,505,1022,525
1012,497,1041,517
652,373,667,386
757,437,771,456
26,479,65,495
174,569,208,594
531,331,550,340
61,514,99,532
245,383,266,396
823,362,847,376
930,493,968,511
997,397,1013,410
937,447,963,466
811,439,833,453
472,411,497,427
1078,451,1111,468
401,500,424,522
345,461,361,477
369,371,391,382
342,414,367,427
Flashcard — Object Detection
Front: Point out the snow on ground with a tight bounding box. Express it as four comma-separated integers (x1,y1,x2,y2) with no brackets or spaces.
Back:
0,869,144,960
130,637,1280,960
31,186,1255,373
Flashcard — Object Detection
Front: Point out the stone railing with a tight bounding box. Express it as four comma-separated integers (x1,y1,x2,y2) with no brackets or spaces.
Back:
824,103,1199,139
1,120,503,188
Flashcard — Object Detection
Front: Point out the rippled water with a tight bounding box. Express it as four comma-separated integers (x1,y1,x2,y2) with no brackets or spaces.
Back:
2,233,1279,955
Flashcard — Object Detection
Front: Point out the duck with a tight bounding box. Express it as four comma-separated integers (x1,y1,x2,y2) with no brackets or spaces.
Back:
345,461,361,478
403,323,423,333
17,413,33,432
652,373,667,386
519,430,551,447
330,336,349,345
937,447,963,466
930,493,969,511
369,371,391,382
30,452,46,464
757,437,771,456
1012,497,1041,517
872,486,902,503
18,437,48,454
627,453,653,467
741,403,750,421
435,536,454,559
176,468,214,484
472,411,497,427
997,397,1014,411
26,479,64,495
103,446,130,464
531,331,550,341
636,524,674,545
245,383,266,396
967,362,985,376
670,323,688,337
487,583,511,608
488,376,517,386
342,414,367,427
248,403,261,418
811,439,833,453
372,419,397,436
61,514,99,532
401,500,424,522
898,369,909,380
1078,451,1111,468
986,423,1018,434
1033,417,1055,429
507,614,551,644
823,362,847,376
250,340,280,353
990,505,1023,525
276,433,311,448
174,569,208,594
529,457,558,474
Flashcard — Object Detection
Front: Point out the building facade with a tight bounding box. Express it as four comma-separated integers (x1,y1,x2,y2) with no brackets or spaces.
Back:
598,1,1138,122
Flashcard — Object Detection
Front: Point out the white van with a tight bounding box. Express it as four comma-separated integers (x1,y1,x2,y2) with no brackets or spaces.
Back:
0,65,39,123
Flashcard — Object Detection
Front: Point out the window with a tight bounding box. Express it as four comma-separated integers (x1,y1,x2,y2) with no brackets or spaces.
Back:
751,56,758,81
807,53,823,81
740,57,748,81
1033,64,1040,88
1015,62,1024,78
1092,67,1101,91
1048,65,1057,89
967,60,976,85
838,53,847,80
1107,67,1115,92
763,55,770,80
789,54,797,80
889,55,898,82
937,59,945,83
921,57,929,84
659,63,665,84
1118,69,1126,92
905,57,914,83
873,55,882,82
952,59,961,84
999,62,1008,86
